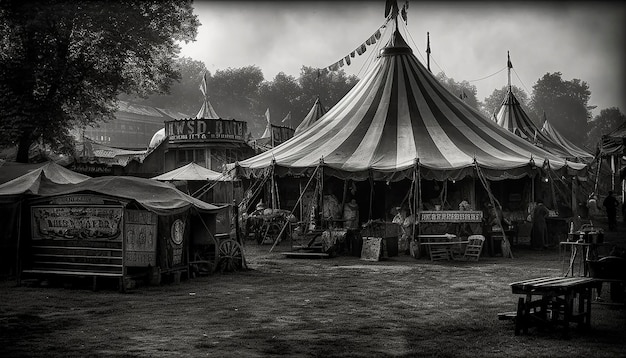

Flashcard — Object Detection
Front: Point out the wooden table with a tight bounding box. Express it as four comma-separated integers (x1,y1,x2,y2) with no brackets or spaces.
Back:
418,234,464,261
420,241,469,261
509,276,601,336
559,241,607,277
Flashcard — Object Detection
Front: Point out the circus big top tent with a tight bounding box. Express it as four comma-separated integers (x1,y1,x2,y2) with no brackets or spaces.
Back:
229,28,587,182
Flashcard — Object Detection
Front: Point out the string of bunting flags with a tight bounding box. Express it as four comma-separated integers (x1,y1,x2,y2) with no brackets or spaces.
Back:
320,1,409,74
320,20,388,74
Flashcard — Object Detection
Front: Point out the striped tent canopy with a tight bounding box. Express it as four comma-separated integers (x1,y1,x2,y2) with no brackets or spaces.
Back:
495,88,575,160
294,97,327,135
230,30,587,182
540,115,594,162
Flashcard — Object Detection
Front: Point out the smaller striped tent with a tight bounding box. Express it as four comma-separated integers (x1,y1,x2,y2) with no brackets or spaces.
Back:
495,88,575,160
540,116,594,162
295,97,327,136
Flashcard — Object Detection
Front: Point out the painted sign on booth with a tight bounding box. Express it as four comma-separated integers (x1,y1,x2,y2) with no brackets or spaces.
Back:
31,206,123,241
165,118,247,142
124,210,158,267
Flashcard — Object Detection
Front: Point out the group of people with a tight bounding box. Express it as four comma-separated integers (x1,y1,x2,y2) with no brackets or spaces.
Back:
530,191,621,250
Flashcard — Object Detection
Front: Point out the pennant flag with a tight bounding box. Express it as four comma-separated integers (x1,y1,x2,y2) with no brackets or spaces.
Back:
344,55,351,66
281,111,291,123
199,72,208,97
261,108,272,139
374,29,381,40
384,0,399,18
426,32,431,54
356,44,366,55
401,4,407,24
350,51,356,58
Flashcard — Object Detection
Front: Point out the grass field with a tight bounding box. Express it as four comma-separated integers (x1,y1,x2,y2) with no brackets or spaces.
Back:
1,216,624,358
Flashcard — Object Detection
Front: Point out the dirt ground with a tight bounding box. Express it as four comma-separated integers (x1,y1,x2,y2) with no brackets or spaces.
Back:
1,216,625,358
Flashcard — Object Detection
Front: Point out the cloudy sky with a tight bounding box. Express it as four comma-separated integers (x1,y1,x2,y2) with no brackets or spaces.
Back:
179,1,626,117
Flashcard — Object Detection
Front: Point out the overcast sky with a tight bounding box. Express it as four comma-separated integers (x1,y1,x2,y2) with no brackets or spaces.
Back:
179,1,626,117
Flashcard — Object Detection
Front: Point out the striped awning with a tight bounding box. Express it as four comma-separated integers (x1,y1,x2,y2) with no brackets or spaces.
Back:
540,117,594,162
230,30,587,181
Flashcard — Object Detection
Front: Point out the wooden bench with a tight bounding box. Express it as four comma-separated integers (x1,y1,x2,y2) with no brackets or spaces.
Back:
509,276,601,336
20,241,126,291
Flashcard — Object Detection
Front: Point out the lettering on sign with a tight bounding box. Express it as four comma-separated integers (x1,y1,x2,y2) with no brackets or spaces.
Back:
51,195,105,205
360,237,383,261
31,206,123,241
125,210,158,267
172,247,183,266
418,211,483,223
125,251,155,266
71,163,112,174
126,210,158,225
165,119,247,142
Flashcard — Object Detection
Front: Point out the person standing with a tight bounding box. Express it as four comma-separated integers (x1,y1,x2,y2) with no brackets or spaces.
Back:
603,191,619,231
530,199,549,250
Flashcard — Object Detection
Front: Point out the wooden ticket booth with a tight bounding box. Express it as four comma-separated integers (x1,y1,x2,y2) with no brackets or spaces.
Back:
17,177,220,291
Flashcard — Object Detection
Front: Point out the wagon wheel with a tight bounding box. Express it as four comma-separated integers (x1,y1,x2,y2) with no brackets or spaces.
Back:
218,239,244,272
189,238,219,276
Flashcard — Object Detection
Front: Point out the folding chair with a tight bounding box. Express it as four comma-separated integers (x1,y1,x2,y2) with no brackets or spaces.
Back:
464,235,485,261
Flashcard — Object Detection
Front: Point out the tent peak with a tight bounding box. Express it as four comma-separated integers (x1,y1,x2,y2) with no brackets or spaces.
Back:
380,29,413,56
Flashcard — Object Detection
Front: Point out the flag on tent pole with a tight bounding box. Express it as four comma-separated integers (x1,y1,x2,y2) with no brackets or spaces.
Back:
507,51,513,69
261,108,272,139
199,72,207,97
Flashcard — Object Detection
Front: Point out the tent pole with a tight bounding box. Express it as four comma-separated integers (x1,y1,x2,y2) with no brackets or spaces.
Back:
319,163,324,228
413,160,421,251
368,170,374,223
15,200,23,286
474,160,513,258
271,162,276,209
269,164,321,252
299,180,303,220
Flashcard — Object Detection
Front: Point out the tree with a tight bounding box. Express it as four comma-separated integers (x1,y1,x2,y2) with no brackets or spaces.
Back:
119,57,207,116
586,107,626,150
257,72,302,130
209,66,265,134
530,72,591,145
0,0,199,162
297,66,358,125
434,72,480,112
482,85,530,120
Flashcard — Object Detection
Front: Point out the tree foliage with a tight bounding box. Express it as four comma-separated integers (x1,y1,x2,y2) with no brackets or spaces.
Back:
119,57,207,116
209,65,265,122
530,72,591,145
434,72,479,112
258,72,301,129
0,0,199,162
586,107,626,150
